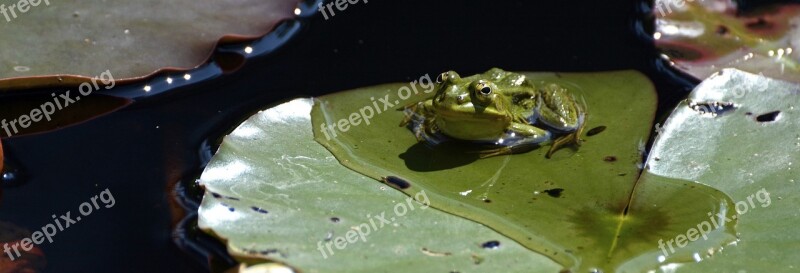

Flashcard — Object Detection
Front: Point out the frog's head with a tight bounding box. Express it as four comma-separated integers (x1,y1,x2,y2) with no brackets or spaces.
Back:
428,71,513,140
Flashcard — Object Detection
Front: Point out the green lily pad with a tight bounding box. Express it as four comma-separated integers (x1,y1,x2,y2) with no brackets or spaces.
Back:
0,0,300,89
645,68,800,272
198,99,562,273
312,71,737,272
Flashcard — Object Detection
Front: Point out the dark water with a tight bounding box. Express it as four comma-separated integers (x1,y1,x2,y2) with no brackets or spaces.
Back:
0,0,697,272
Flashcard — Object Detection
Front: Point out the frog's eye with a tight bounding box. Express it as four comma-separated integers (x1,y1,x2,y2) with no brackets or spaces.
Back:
472,81,494,105
436,73,447,84
436,71,460,84
479,85,492,95
475,81,492,96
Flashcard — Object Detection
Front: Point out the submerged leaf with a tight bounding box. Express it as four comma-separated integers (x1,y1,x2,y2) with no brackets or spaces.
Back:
312,71,736,271
654,0,800,82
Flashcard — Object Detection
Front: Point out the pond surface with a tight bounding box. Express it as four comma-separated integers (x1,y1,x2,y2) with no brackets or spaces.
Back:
0,0,697,272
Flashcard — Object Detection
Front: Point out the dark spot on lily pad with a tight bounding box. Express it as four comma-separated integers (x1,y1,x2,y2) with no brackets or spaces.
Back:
481,240,500,249
586,126,607,136
259,249,280,256
745,17,772,30
688,100,737,116
330,217,340,223
716,25,729,35
251,207,268,214
657,41,706,61
383,176,410,189
604,156,617,162
756,111,780,122
483,199,492,203
543,188,565,198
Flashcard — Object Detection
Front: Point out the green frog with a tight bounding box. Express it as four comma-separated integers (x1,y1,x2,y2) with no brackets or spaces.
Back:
400,68,586,158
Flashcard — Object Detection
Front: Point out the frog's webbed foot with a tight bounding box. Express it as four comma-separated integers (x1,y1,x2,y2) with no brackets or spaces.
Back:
477,123,548,158
399,102,420,127
479,147,512,158
545,116,587,158
403,109,438,143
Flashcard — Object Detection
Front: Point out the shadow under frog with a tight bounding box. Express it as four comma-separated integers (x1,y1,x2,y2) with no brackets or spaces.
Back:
399,68,586,171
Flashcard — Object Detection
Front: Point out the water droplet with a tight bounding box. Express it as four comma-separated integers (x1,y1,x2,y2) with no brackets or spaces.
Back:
13,66,30,72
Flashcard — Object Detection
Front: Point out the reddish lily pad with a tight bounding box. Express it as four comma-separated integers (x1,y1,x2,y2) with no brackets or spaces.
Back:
0,0,301,90
654,0,800,82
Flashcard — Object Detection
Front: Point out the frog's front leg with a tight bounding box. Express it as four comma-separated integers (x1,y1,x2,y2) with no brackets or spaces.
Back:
479,123,550,158
400,100,436,141
537,83,587,158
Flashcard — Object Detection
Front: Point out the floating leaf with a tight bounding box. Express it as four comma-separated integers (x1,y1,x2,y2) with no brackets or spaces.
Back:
200,71,745,272
654,0,800,82
198,99,562,273
310,71,735,272
646,68,800,272
0,0,301,89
